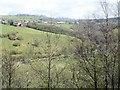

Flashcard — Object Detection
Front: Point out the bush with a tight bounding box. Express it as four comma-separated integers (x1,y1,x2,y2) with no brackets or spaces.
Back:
11,49,22,55
32,39,39,47
0,33,8,38
7,32,17,40
12,41,21,47
8,32,17,36
0,34,2,38
16,35,23,40
8,20,13,25
8,35,16,40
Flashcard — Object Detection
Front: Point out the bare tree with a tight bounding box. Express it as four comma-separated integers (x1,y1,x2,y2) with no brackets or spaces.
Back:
72,1,118,89
2,49,19,88
73,22,100,89
118,1,120,89
29,33,67,88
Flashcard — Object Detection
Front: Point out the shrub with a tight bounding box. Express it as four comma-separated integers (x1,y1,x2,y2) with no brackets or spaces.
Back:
8,35,16,40
7,32,17,40
16,35,23,40
32,39,39,47
0,34,2,38
8,20,14,25
8,32,17,36
11,49,22,55
12,41,21,47
0,33,8,38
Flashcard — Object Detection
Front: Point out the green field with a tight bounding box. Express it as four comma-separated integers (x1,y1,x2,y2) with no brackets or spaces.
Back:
54,23,74,30
1,24,77,72
1,24,76,51
1,24,78,88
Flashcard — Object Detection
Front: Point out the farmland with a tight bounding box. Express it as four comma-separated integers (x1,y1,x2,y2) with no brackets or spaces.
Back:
1,12,119,89
0,0,120,89
1,24,80,88
1,24,75,50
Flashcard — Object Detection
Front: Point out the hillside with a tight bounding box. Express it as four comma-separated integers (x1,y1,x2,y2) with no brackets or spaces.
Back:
1,20,118,88
1,15,49,21
1,15,77,23
1,24,79,88
1,24,76,53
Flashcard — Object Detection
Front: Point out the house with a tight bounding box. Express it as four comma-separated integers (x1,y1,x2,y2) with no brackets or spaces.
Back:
14,20,30,27
13,20,22,26
1,19,8,24
57,21,66,24
17,22,22,26
42,21,48,24
25,20,29,23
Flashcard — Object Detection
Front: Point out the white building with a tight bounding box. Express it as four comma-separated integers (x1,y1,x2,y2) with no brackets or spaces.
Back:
57,21,66,24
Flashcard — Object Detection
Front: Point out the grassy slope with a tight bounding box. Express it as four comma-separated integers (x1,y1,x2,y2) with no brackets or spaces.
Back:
54,23,73,30
1,24,77,87
1,24,76,52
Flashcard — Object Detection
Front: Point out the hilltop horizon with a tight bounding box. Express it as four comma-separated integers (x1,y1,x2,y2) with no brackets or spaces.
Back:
0,0,118,19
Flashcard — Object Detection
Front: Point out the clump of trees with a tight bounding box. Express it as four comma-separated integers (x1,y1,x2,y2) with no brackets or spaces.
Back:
7,32,18,40
26,23,73,37
0,32,23,41
71,1,119,89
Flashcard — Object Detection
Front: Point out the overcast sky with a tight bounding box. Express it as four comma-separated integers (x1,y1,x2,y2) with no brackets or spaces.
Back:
0,0,118,19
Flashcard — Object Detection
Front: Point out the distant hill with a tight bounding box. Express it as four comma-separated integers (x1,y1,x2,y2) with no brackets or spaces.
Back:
1,14,50,21
1,14,118,24
1,14,77,23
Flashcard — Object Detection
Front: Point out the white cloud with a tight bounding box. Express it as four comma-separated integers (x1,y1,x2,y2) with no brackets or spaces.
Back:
0,0,118,18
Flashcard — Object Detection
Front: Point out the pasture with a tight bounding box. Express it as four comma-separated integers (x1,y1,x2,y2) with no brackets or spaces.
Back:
1,24,80,88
